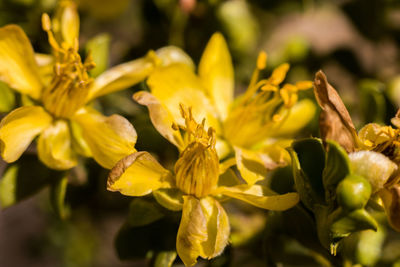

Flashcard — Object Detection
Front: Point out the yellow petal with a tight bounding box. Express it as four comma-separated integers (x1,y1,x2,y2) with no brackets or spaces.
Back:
0,25,42,99
73,108,137,169
69,120,92,157
198,33,234,120
153,188,184,211
107,151,173,196
215,184,299,211
156,46,195,69
86,53,158,101
0,106,52,162
200,197,230,260
234,146,282,185
37,119,78,170
280,88,297,107
53,0,80,48
270,99,316,136
133,91,184,149
147,63,220,133
358,123,389,147
269,63,289,86
177,196,230,266
35,53,54,86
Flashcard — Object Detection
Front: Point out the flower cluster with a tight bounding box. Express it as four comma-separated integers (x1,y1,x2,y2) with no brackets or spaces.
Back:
7,1,389,267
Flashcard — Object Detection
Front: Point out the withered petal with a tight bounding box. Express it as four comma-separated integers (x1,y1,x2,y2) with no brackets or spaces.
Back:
314,70,357,152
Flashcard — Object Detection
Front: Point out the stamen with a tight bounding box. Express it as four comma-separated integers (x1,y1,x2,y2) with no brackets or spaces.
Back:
42,13,61,52
173,104,219,198
257,51,267,70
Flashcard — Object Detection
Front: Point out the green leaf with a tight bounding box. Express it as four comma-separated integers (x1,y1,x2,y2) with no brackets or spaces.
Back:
269,166,295,194
86,33,110,77
323,140,351,203
0,81,15,112
154,251,177,267
128,198,165,227
50,175,70,219
0,155,60,208
289,138,326,211
0,165,18,208
330,209,378,242
359,79,386,124
355,225,385,266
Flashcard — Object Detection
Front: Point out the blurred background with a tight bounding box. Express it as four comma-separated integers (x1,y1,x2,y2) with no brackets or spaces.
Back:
2,0,400,266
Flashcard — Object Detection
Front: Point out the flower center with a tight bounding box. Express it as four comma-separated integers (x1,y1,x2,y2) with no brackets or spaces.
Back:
41,14,95,119
223,52,312,148
369,126,400,164
174,104,219,198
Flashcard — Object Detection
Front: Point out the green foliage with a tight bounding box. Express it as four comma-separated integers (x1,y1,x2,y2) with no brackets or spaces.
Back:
0,155,63,208
50,175,70,219
359,79,386,124
86,33,111,78
0,81,15,112
289,138,378,256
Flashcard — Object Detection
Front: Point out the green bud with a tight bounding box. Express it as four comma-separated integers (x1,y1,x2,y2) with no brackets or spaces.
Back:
336,174,371,211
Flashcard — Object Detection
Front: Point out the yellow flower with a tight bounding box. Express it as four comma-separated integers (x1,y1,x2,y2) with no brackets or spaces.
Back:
0,1,169,170
133,33,316,185
107,104,299,266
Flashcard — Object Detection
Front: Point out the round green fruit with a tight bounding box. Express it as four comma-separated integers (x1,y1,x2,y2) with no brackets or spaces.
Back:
336,174,372,210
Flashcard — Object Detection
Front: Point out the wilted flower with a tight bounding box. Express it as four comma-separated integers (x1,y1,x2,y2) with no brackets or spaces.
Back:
107,104,299,266
0,1,162,170
134,33,315,185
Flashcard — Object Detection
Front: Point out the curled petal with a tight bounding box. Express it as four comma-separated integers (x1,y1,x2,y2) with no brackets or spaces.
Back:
133,91,184,149
0,106,52,162
0,25,42,99
107,151,173,196
87,54,157,101
358,123,394,148
177,196,229,266
314,71,357,152
199,32,234,120
73,109,137,169
37,120,78,170
214,184,299,211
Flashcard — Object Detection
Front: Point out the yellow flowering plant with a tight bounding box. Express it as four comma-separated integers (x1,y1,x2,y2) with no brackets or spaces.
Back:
107,104,299,266
0,0,188,170
133,33,316,185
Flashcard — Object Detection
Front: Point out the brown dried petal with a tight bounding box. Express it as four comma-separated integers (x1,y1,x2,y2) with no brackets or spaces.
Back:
314,70,357,152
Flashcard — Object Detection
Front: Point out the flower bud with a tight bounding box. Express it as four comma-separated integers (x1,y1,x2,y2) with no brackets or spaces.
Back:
336,174,371,211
